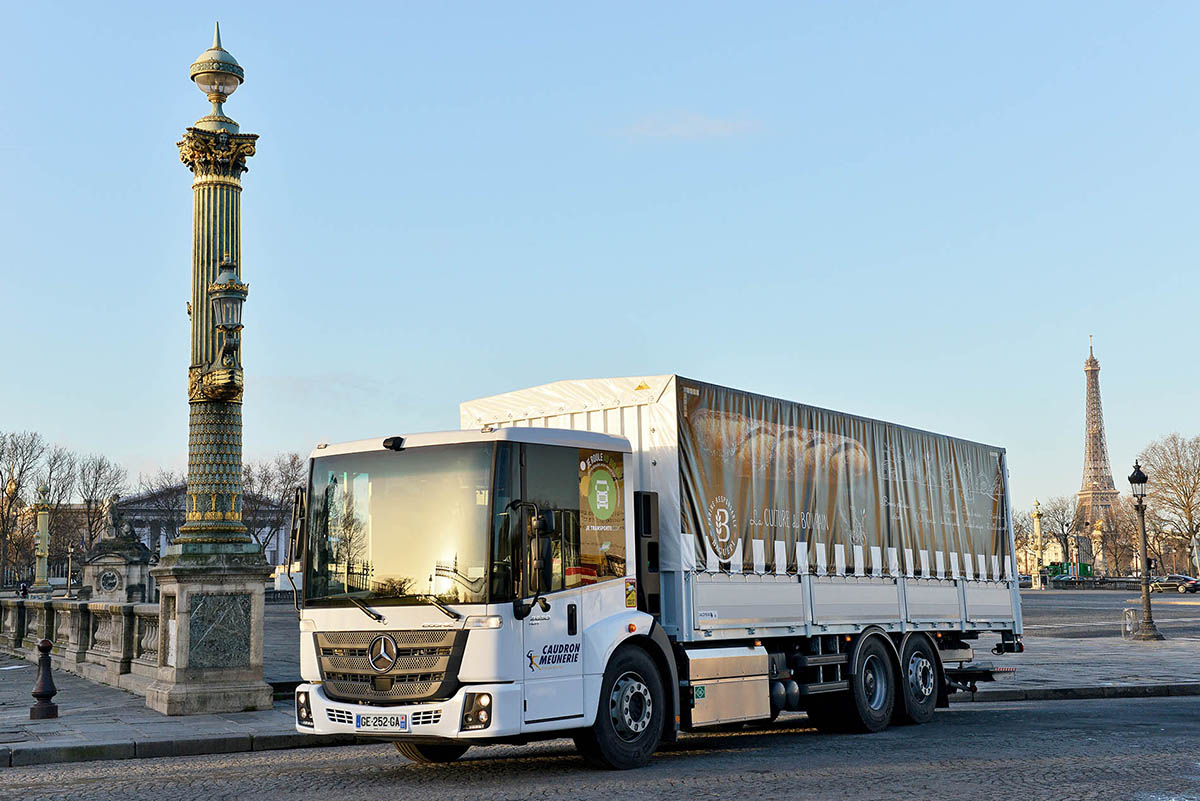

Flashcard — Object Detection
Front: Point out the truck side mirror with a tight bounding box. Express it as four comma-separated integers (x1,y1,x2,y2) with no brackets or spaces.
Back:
288,485,307,564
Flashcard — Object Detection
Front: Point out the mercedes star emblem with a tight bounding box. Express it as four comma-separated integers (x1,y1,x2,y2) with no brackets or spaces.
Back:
367,634,398,673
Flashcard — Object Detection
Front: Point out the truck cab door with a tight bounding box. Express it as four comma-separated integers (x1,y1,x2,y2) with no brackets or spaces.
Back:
518,444,586,726
521,584,583,724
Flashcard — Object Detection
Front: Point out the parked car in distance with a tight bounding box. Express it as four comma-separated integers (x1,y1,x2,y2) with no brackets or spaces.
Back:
1150,575,1200,593
1018,574,1032,589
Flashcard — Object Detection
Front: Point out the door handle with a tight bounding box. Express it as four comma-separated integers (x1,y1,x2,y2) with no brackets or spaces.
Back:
567,603,577,636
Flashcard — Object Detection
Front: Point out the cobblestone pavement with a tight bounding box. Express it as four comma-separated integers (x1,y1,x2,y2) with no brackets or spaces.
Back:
6,697,1200,801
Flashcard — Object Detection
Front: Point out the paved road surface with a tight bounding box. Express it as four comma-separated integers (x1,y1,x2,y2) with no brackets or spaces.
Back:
1021,590,1200,639
7,697,1200,801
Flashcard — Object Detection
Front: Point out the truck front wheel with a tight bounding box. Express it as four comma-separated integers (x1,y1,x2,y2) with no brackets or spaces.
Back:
574,646,665,770
394,742,470,764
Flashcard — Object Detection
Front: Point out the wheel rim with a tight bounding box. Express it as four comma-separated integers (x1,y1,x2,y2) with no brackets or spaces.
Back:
861,654,888,711
609,671,653,742
907,652,935,700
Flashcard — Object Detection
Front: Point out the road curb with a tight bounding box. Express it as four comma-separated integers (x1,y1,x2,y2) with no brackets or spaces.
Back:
2,732,362,769
949,682,1200,703
5,685,1196,768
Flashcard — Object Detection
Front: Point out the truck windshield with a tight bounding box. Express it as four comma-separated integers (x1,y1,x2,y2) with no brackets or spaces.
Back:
304,443,495,607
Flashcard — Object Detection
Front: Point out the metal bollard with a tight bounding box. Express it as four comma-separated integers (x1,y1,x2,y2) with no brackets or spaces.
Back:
1121,608,1138,640
30,638,58,719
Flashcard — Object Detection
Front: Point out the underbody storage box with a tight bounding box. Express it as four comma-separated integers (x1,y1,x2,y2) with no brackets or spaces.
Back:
679,646,770,728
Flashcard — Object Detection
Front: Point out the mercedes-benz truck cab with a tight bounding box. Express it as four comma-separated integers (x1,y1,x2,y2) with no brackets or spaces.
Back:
292,426,672,768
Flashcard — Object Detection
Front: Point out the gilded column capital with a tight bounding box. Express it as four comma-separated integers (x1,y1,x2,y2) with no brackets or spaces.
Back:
178,128,258,179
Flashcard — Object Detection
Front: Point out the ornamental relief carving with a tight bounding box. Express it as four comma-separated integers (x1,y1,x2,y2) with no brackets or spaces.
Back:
188,365,244,403
178,129,258,177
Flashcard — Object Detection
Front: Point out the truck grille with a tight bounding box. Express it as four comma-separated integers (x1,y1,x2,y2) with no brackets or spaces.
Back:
315,630,465,705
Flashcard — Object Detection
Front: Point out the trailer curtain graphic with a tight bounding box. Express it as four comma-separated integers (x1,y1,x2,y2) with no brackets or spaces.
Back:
678,379,1008,576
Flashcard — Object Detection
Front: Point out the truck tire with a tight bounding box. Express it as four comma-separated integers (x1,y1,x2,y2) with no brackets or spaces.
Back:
895,635,938,725
574,646,665,770
849,637,896,732
394,742,470,764
802,697,845,732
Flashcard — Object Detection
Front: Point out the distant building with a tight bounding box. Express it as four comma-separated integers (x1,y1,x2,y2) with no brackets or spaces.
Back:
116,484,288,566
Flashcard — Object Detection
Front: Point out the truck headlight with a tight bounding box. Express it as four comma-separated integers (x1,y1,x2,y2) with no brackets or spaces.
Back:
296,690,314,727
463,615,503,629
461,692,493,731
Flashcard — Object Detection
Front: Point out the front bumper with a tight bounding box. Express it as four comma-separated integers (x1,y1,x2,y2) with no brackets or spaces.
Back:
295,682,521,740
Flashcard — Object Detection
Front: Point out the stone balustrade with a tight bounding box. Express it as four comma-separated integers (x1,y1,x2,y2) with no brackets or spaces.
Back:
0,597,163,696
0,598,25,649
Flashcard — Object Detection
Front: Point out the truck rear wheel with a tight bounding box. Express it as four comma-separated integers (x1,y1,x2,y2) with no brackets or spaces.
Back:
808,636,896,734
848,637,896,732
394,742,470,764
574,646,664,770
895,635,938,725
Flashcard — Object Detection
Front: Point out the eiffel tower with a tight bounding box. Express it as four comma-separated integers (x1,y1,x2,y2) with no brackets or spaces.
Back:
1076,337,1120,569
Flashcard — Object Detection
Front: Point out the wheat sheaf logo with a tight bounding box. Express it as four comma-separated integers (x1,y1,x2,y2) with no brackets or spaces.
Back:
706,495,738,561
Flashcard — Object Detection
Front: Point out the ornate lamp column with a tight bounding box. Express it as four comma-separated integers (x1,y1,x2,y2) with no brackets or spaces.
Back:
1128,461,1164,641
147,24,273,715
30,486,52,595
1031,499,1043,589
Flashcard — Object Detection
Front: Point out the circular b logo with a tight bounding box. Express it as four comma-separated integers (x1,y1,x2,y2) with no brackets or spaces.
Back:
705,496,738,561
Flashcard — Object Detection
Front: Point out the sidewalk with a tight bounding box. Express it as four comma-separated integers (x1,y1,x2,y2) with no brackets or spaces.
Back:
952,635,1200,702
0,652,353,768
3,634,1199,768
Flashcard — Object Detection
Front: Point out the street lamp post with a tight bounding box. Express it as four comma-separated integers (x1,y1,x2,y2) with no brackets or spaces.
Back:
1128,461,1164,641
65,542,75,599
146,24,272,715
1031,499,1044,589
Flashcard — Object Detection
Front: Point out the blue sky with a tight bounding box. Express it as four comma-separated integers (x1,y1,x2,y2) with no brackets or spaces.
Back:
2,2,1197,510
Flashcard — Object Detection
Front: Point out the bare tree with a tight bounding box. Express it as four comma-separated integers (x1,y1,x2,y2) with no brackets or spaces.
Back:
38,445,80,564
1039,495,1077,567
242,452,306,561
1100,496,1140,576
76,454,128,548
1139,434,1200,546
136,468,186,553
1011,509,1033,574
0,431,47,584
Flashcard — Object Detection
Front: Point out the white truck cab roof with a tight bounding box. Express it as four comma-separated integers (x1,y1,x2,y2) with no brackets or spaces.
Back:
310,427,632,460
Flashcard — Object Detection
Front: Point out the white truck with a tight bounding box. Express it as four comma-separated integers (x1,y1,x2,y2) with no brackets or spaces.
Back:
290,375,1022,769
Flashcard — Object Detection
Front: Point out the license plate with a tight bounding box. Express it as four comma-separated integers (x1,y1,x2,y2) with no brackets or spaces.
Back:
355,713,409,732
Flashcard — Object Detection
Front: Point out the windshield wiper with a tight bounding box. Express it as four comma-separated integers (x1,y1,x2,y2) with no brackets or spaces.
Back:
415,594,462,620
343,591,463,621
343,594,386,624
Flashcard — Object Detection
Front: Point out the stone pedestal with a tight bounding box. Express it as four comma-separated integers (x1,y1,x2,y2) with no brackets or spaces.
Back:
145,540,272,715
82,542,152,603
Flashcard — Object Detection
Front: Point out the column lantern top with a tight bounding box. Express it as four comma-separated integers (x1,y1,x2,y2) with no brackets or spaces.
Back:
190,23,245,133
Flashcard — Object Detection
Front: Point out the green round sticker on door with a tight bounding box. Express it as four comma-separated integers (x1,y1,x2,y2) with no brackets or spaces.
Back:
587,467,617,520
